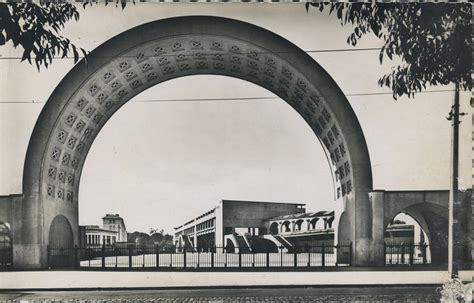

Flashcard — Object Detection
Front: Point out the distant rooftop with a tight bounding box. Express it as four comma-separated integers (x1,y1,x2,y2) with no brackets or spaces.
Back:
102,214,124,220
84,225,118,233
222,199,305,207
270,211,334,221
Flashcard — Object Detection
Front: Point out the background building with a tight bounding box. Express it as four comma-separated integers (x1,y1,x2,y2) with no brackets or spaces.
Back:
82,225,118,247
174,200,335,253
102,214,127,243
79,214,127,247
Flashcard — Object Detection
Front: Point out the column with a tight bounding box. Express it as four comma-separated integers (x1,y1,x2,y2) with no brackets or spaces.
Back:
369,191,385,266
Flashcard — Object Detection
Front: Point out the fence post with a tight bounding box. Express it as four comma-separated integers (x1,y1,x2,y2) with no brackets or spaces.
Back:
401,244,405,264
383,243,386,265
211,246,214,268
409,243,414,265
349,242,353,266
47,245,50,269
142,246,145,267
280,246,283,267
293,246,297,267
422,244,427,264
321,243,325,268
335,244,338,267
238,248,241,268
74,245,78,269
183,244,187,268
155,245,160,268
266,251,270,268
101,242,105,268
307,247,311,267
128,244,133,268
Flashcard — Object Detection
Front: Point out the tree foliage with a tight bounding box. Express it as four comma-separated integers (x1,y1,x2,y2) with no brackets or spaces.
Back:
127,229,173,247
0,1,84,69
0,1,131,70
306,2,471,99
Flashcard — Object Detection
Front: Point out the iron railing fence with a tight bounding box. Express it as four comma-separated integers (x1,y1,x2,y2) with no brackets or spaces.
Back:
47,243,352,270
384,243,431,265
0,238,12,269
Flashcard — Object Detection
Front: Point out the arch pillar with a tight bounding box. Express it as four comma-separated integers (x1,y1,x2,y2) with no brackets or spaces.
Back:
305,219,311,231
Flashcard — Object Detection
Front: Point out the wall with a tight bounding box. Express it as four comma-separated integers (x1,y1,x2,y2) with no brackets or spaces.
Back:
222,200,304,230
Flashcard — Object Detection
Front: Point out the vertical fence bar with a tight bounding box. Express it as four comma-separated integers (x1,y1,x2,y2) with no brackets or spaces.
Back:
349,242,353,266
183,246,187,268
266,251,270,268
115,247,118,268
307,248,311,267
225,248,227,268
47,245,50,269
101,243,105,268
280,246,283,267
211,246,214,268
293,248,297,267
383,243,386,265
155,245,160,268
74,245,78,269
128,244,132,268
321,243,325,268
238,249,241,268
409,244,414,265
401,244,405,264
422,244,427,264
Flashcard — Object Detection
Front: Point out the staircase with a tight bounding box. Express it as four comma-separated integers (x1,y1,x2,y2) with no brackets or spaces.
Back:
263,235,294,252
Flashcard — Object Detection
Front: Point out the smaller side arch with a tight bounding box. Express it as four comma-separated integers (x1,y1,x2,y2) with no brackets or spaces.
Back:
48,215,74,269
49,215,74,249
269,222,279,235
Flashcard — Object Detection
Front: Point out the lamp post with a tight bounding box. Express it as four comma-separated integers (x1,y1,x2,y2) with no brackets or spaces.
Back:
446,82,468,278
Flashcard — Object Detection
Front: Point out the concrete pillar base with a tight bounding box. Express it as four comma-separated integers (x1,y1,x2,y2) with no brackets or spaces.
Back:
13,243,45,269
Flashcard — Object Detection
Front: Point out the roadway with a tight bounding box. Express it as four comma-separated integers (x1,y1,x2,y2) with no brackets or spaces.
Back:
0,286,440,302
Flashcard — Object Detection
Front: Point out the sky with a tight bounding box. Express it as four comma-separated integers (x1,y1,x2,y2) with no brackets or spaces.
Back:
0,3,471,234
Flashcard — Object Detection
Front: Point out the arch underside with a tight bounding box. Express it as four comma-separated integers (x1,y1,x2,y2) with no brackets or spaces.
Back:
21,16,372,253
37,36,368,204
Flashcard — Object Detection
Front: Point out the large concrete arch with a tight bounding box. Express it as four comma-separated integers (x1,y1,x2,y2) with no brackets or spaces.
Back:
17,16,373,268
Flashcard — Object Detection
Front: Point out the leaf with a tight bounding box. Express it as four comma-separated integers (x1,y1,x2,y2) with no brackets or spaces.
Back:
72,46,79,63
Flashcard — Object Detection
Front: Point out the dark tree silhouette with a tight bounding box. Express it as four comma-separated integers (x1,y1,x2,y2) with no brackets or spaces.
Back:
0,1,131,70
306,2,471,99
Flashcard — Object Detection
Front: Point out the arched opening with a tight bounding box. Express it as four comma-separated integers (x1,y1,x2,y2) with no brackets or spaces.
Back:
281,221,291,233
19,16,373,268
48,215,74,269
309,218,319,230
314,218,326,230
269,222,279,235
49,215,74,249
384,212,432,265
293,219,304,232
226,238,236,253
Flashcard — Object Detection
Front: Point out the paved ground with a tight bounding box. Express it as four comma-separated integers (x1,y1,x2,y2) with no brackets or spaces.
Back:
0,286,440,302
